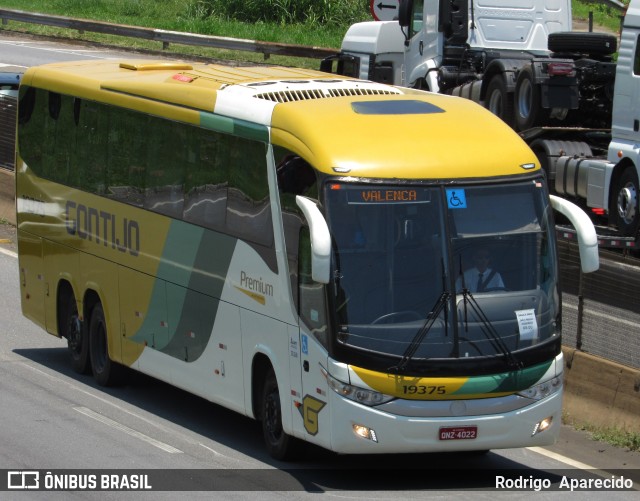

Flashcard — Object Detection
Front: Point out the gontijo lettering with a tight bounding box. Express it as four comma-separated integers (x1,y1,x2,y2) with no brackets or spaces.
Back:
65,201,140,256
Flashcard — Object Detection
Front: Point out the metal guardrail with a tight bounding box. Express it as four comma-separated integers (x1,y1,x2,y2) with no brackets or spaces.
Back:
0,8,339,60
602,0,627,10
0,4,629,60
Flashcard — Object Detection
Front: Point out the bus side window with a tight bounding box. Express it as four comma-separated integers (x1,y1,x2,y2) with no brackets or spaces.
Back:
77,100,108,195
274,147,319,310
298,226,328,348
17,86,41,173
18,86,35,126
144,117,185,219
46,93,78,187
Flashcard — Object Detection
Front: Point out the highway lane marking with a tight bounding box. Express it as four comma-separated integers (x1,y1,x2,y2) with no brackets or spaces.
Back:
74,405,183,454
196,443,255,466
199,442,227,458
20,362,186,440
527,446,597,470
19,362,259,465
527,446,638,488
0,62,27,69
0,246,18,259
0,40,116,59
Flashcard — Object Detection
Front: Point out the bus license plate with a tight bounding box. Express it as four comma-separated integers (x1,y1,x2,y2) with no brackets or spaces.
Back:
439,426,477,440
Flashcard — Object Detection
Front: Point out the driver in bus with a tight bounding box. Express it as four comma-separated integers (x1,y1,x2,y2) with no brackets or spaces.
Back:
456,247,505,293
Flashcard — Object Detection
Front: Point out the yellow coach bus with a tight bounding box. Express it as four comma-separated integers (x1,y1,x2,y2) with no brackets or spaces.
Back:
16,59,598,459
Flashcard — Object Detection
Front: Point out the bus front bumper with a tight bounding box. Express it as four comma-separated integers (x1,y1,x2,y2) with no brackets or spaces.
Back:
327,390,562,454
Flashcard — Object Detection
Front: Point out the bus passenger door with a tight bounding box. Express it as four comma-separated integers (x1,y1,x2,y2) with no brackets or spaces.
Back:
295,227,332,449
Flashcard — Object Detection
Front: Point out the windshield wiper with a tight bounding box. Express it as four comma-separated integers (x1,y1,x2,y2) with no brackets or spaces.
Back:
456,255,520,368
389,261,451,373
459,289,522,369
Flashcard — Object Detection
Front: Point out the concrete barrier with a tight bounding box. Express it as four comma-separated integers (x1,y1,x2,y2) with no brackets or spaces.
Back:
0,168,15,225
563,347,640,433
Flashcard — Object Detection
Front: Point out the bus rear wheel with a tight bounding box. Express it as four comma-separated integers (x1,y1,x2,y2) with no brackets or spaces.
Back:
63,294,90,374
261,368,301,461
89,302,124,386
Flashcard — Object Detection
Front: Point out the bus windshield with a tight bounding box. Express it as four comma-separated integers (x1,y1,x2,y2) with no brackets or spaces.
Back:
323,179,559,372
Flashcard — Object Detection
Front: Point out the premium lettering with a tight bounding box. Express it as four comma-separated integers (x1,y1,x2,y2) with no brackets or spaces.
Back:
240,271,273,297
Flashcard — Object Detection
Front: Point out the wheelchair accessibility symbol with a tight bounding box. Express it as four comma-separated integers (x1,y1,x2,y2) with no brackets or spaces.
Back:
446,189,467,209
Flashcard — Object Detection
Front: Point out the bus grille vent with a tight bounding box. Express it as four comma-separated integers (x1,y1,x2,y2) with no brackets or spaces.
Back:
254,87,399,103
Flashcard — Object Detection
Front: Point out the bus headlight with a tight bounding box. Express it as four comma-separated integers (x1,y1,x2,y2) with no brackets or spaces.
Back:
517,375,562,401
321,368,395,406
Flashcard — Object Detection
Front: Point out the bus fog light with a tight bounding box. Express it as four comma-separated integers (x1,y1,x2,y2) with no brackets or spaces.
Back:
353,424,378,442
532,416,553,436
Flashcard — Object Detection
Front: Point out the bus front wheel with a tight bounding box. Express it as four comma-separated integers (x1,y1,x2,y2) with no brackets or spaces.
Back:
89,302,124,386
261,368,300,461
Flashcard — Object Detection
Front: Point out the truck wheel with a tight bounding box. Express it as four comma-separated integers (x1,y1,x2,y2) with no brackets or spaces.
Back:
485,75,514,127
261,368,301,461
89,302,125,386
63,294,90,374
613,168,640,237
548,32,617,56
515,65,549,131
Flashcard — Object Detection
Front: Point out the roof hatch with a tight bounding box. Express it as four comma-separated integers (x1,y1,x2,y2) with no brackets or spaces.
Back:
119,62,194,72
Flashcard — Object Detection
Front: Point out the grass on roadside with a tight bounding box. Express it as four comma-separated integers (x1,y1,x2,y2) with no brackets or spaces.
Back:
0,1,631,68
0,0,366,47
564,413,640,452
572,0,629,34
0,0,365,68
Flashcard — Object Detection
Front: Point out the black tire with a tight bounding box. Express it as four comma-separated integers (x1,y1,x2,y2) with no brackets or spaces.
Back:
261,368,301,461
548,31,617,56
89,302,124,386
485,75,514,127
612,167,640,237
63,294,90,374
515,65,549,131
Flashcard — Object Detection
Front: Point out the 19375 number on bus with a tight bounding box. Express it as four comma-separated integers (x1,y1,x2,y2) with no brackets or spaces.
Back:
403,385,446,395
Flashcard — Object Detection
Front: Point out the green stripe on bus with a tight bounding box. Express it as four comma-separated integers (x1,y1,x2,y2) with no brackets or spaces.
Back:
199,112,268,142
130,220,238,361
454,360,553,395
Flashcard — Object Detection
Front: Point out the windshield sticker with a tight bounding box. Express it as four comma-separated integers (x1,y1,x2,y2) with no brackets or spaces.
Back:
515,309,538,341
446,189,467,209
